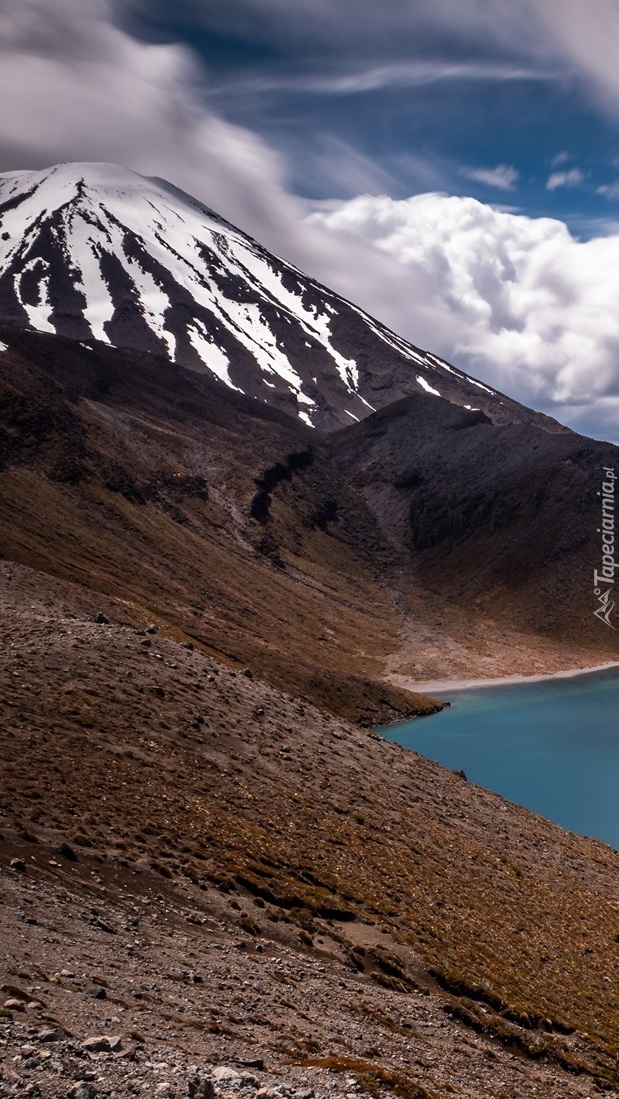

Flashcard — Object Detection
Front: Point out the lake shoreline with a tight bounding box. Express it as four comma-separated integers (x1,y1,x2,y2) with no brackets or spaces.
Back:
406,660,619,696
384,660,619,851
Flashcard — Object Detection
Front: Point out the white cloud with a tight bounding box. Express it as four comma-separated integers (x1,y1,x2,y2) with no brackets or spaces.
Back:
598,180,619,200
460,164,520,191
209,60,552,98
546,168,585,191
306,193,619,441
532,0,619,114
0,0,302,254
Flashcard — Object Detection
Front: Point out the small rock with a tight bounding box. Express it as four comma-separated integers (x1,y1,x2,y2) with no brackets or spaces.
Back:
10,858,26,871
69,1085,97,1099
212,1067,241,1083
3,999,25,1011
241,668,253,679
187,1077,215,1099
154,1085,173,1098
58,844,78,861
181,642,194,651
20,1045,37,1058
89,987,107,1000
146,624,158,634
94,612,109,625
82,1035,120,1053
36,1027,62,1042
181,970,202,984
94,918,116,934
114,1044,138,1061
141,639,152,649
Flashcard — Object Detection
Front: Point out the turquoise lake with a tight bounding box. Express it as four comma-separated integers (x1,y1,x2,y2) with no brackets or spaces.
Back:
381,666,619,851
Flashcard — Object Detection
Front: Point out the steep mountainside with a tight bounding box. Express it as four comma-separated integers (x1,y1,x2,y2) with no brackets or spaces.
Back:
0,323,440,724
327,394,619,673
0,324,616,701
0,162,568,432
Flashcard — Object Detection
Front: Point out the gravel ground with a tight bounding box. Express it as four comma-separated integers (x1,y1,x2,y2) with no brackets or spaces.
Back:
1,563,618,1099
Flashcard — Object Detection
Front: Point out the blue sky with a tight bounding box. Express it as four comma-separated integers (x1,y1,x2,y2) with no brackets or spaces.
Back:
2,0,619,440
119,0,619,234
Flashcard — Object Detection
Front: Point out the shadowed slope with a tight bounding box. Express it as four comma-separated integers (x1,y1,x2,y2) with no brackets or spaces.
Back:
327,392,619,676
0,324,439,724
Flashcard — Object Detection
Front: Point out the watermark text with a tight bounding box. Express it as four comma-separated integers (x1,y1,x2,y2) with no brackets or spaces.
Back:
593,467,617,629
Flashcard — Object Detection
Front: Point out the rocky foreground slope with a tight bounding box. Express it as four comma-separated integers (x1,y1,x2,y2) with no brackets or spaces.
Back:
2,564,619,1099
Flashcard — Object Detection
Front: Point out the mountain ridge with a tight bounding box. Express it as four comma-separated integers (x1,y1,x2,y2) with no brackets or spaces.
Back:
0,162,569,433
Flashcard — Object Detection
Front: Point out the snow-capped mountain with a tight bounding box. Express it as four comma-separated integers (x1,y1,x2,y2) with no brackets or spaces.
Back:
0,162,562,431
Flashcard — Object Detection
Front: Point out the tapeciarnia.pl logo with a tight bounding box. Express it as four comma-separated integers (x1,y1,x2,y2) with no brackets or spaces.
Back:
593,466,617,629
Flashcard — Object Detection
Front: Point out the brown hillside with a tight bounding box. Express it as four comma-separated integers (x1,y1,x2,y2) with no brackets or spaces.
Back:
1,565,619,1099
1,324,616,702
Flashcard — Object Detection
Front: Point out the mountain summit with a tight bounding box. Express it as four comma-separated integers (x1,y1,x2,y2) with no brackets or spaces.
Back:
0,162,562,431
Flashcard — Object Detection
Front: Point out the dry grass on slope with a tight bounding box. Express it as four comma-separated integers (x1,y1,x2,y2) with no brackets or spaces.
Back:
2,566,619,1091
0,328,439,726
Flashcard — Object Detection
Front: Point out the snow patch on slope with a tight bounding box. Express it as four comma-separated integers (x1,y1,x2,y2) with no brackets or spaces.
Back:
15,257,55,333
67,211,115,342
187,322,243,393
0,162,503,428
124,253,175,359
416,375,441,396
467,377,496,394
